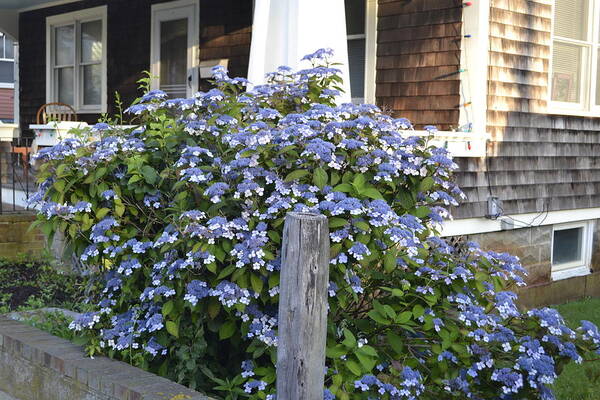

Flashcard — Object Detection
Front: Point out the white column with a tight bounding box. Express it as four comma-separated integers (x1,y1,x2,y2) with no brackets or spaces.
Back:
248,0,351,102
13,42,19,130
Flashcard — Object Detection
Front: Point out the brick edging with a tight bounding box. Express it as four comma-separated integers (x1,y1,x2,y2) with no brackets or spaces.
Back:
0,317,211,400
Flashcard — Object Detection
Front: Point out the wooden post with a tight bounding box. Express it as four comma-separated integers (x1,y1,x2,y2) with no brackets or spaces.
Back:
277,212,330,400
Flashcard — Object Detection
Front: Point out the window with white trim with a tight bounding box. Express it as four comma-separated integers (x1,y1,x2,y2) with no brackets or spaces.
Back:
0,32,15,85
551,221,594,280
46,6,107,113
550,0,600,112
344,0,377,104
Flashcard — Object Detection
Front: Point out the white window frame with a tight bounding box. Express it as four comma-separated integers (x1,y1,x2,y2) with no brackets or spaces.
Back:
346,0,377,104
0,32,15,89
548,0,600,115
551,220,595,281
150,0,200,98
45,6,107,113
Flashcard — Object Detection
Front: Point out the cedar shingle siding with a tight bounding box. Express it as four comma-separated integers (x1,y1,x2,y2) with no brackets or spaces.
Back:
18,0,252,135
453,0,600,219
375,0,463,130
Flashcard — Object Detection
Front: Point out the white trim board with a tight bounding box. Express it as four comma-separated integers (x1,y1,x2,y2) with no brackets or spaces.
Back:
458,0,489,134
440,207,600,237
18,0,83,13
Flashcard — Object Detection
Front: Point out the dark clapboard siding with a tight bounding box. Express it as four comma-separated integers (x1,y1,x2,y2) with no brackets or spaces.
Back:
452,0,600,219
18,0,252,135
375,0,463,130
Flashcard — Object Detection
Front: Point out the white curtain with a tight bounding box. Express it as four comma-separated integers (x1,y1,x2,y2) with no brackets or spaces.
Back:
248,0,351,103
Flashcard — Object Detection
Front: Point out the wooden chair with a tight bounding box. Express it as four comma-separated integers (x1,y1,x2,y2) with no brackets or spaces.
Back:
36,102,77,124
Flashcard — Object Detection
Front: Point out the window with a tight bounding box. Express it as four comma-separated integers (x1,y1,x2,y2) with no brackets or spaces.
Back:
551,221,594,280
344,0,377,104
0,32,14,86
550,0,600,112
46,6,107,113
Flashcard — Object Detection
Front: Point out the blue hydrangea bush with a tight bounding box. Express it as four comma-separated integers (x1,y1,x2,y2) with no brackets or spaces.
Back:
31,49,600,400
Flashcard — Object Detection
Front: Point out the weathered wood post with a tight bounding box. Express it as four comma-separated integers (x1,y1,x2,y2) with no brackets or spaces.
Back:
277,212,330,400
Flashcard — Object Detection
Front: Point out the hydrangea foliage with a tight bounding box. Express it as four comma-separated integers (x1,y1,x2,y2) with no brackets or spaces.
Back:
33,49,600,399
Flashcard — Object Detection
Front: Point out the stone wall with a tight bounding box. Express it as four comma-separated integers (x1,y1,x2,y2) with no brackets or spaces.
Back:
466,225,554,286
0,213,45,258
464,219,600,306
0,317,211,400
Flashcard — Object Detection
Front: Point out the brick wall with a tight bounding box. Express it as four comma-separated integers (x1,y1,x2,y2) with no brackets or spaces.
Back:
0,213,45,258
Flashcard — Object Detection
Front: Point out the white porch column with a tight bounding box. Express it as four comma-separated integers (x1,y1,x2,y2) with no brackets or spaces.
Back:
248,0,351,103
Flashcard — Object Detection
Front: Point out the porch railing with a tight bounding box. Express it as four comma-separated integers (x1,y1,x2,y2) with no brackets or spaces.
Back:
0,138,35,214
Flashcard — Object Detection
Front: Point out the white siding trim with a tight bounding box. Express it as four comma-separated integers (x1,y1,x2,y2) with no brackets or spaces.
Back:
364,0,377,104
18,0,83,13
439,207,600,237
459,0,489,134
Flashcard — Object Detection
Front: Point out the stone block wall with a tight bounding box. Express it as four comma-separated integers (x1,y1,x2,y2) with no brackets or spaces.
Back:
0,317,211,400
463,219,600,306
0,213,45,258
466,225,554,286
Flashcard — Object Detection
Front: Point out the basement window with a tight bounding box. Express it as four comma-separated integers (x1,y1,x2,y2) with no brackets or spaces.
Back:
551,221,594,280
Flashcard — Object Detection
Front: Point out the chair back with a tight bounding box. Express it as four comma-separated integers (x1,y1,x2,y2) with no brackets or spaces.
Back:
36,102,78,124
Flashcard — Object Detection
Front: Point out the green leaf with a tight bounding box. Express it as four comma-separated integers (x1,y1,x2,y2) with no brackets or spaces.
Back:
268,231,280,244
141,165,159,184
414,206,431,218
162,301,174,316
346,359,362,376
95,208,110,219
284,169,309,182
166,320,179,338
398,190,415,210
217,265,236,280
362,187,383,200
326,344,348,358
342,328,357,348
368,310,390,325
219,321,236,340
354,220,370,232
333,183,353,193
357,345,377,357
383,252,396,272
412,304,425,318
397,311,412,324
115,203,125,217
352,173,366,189
418,176,435,192
355,351,376,372
251,273,264,294
313,167,328,189
387,332,404,354
329,217,348,228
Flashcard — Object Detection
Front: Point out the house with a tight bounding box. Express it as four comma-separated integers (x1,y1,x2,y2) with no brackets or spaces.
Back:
0,0,598,303
0,31,14,122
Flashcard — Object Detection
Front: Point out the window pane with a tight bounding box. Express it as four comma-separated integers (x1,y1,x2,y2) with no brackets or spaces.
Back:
553,227,583,265
0,37,4,59
159,18,188,98
345,0,365,35
0,61,13,83
82,64,101,105
55,25,74,66
81,20,102,63
348,38,366,100
551,41,584,103
4,36,13,59
56,67,74,104
554,0,588,40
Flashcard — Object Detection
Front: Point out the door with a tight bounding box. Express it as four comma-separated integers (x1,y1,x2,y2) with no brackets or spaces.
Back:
150,0,199,98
